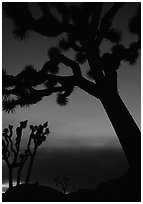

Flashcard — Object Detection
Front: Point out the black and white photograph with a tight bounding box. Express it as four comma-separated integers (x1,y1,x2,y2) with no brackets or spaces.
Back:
2,2,141,202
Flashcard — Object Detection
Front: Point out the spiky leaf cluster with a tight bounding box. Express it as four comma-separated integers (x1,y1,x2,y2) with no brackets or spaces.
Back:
2,63,58,112
75,52,87,64
47,47,61,60
3,98,17,113
29,121,50,149
56,93,68,106
128,6,141,36
58,37,71,51
3,3,35,40
104,28,121,43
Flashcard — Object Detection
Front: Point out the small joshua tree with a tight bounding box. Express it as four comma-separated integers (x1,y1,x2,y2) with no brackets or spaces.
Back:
2,120,28,188
25,122,50,184
2,120,50,188
54,176,75,194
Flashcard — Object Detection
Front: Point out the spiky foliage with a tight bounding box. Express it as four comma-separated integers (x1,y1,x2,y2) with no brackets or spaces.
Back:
125,43,139,66
58,37,71,51
12,25,29,40
2,61,63,112
75,52,87,64
47,47,62,60
111,44,125,55
44,63,59,74
3,3,140,111
21,65,37,76
25,121,50,184
128,5,141,48
128,6,141,36
104,28,121,43
3,98,17,113
2,68,15,88
56,93,68,106
3,3,35,40
3,2,67,39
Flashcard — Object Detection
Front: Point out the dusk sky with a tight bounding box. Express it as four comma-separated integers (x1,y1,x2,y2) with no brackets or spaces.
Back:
2,2,140,192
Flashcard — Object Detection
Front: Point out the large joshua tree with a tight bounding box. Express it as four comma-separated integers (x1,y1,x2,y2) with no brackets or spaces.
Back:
3,3,141,177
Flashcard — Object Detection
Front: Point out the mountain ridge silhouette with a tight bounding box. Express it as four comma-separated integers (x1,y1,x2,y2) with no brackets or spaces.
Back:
3,170,140,202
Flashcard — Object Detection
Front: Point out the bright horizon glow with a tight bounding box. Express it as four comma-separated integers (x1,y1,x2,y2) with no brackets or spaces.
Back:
2,181,19,193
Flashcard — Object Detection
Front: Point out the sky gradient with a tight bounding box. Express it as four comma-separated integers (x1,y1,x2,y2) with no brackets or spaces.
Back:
2,2,140,192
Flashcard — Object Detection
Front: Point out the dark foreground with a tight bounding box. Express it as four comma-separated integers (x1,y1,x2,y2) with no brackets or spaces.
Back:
3,171,140,202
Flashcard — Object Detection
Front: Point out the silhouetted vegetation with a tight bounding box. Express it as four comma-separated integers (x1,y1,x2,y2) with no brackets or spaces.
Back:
3,121,28,188
54,176,75,194
3,121,50,188
25,122,50,184
2,3,141,201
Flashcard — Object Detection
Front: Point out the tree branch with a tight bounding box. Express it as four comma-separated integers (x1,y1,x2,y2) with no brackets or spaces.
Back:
59,55,82,79
9,137,16,155
27,133,33,156
71,43,84,52
3,54,102,110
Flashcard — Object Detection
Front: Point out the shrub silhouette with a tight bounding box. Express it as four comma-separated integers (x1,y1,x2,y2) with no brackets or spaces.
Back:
2,2,141,188
54,176,75,194
2,120,50,188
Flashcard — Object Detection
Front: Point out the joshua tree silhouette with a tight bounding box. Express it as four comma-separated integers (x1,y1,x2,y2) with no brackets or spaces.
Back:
2,120,50,188
25,122,50,184
2,120,28,188
2,3,141,180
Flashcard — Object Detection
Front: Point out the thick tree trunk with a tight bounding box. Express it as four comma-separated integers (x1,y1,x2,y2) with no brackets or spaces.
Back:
8,167,13,189
100,92,141,177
